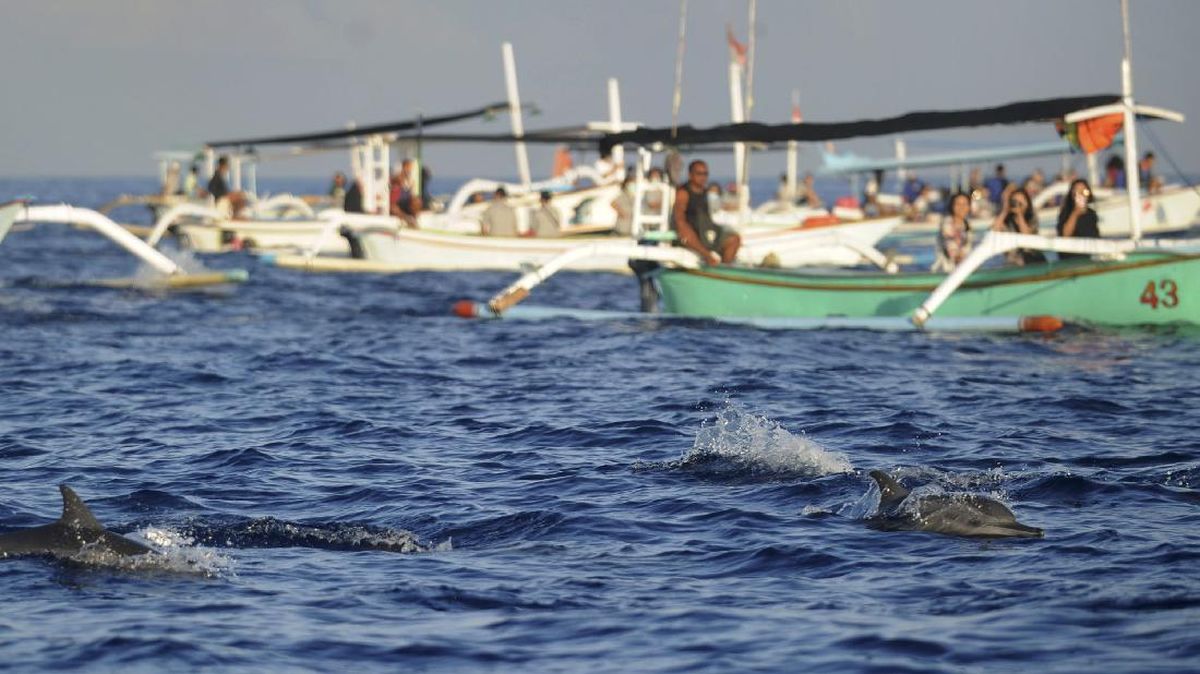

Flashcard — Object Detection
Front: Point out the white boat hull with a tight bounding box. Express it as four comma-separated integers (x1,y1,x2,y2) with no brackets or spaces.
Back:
350,216,900,272
177,219,351,256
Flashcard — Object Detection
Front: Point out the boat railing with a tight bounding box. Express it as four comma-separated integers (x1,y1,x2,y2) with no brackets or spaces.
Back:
631,181,672,237
244,194,316,220
913,231,1200,326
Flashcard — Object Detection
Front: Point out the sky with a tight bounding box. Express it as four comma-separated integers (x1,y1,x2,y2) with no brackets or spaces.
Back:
1,0,1197,183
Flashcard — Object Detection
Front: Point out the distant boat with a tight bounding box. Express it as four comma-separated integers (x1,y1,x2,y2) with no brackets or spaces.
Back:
0,201,246,290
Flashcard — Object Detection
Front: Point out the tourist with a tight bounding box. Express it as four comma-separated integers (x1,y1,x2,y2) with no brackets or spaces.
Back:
1056,179,1100,259
611,175,635,237
800,173,822,208
984,164,1008,209
992,185,1046,265
389,163,418,228
161,161,181,197
1139,151,1162,194
480,187,518,237
531,191,561,238
329,171,347,209
933,192,972,272
1104,155,1126,189
182,164,199,199
343,176,363,213
593,151,622,185
672,160,740,265
776,173,795,204
643,167,665,216
206,156,246,219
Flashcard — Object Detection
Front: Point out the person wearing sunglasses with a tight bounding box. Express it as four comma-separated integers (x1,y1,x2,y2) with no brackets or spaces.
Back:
672,160,741,265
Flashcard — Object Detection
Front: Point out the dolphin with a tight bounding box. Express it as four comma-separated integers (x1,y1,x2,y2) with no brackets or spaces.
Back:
867,470,1043,539
0,485,151,559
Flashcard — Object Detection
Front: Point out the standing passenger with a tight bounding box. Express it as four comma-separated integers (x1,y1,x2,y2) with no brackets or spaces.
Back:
611,175,635,237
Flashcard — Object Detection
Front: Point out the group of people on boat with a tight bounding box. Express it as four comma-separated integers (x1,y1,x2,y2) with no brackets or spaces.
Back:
1102,151,1163,194
478,188,562,238
936,176,1101,271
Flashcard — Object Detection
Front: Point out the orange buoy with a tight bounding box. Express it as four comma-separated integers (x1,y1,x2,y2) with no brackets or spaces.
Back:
451,300,481,319
1019,315,1064,333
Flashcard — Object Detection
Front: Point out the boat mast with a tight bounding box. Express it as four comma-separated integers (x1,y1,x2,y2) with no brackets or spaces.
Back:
741,0,756,213
785,89,800,199
671,0,688,141
607,78,625,170
1120,0,1143,241
502,42,532,189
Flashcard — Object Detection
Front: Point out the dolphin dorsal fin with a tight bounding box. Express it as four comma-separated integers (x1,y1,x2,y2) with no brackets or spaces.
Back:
869,470,909,506
58,485,104,531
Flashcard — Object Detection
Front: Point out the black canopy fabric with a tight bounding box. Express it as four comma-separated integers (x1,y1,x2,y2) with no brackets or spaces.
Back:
205,101,516,149
598,94,1121,154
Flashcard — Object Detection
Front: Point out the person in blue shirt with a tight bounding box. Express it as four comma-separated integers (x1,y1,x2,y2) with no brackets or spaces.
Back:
984,164,1008,209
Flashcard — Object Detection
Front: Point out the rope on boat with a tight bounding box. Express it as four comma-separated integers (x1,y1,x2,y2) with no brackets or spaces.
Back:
1139,121,1200,201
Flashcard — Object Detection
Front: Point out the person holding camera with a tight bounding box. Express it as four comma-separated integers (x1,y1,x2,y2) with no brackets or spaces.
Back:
1056,179,1100,259
992,184,1046,265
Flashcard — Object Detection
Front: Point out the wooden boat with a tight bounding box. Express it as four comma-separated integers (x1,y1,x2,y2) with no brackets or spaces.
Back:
467,1,1200,330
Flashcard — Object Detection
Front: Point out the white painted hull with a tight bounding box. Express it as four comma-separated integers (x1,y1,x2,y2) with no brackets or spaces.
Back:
739,216,901,267
177,219,351,256
352,216,900,272
1087,186,1200,237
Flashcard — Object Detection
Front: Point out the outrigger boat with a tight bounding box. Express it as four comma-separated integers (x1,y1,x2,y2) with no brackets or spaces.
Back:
256,43,901,274
0,201,247,290
821,138,1200,239
463,1,1200,331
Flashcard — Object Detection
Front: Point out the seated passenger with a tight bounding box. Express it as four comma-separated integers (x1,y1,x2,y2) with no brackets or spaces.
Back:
206,155,247,219
992,185,1046,266
1139,151,1163,194
480,187,518,237
933,192,972,272
1056,179,1100,259
672,160,741,265
531,191,561,238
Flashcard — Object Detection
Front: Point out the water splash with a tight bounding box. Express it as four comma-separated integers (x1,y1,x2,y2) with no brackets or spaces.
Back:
177,517,446,554
675,403,854,478
66,527,232,577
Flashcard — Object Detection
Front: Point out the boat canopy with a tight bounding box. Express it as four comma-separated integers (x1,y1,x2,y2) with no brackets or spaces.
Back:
817,139,1086,175
599,94,1122,154
206,101,519,149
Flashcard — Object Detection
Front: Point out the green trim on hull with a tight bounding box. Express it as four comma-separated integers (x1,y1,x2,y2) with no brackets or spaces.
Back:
658,253,1200,326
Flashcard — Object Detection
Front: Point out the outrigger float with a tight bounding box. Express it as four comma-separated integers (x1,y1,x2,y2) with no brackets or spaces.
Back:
0,201,247,290
459,1,1200,332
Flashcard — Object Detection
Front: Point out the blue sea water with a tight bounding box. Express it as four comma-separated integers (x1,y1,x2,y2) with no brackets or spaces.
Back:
1,177,1198,673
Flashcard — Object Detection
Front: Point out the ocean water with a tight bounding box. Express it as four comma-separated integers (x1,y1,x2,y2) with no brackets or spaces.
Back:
1,178,1198,673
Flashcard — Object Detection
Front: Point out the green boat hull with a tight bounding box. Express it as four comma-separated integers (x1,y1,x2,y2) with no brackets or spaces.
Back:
657,252,1200,326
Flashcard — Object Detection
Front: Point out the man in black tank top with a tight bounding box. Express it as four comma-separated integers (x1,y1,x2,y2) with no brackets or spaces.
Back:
672,160,741,265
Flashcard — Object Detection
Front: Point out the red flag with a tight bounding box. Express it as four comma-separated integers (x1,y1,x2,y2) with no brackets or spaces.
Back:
726,24,747,67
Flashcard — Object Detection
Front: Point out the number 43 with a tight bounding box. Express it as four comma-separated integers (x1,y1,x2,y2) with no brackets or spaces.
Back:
1140,279,1179,309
